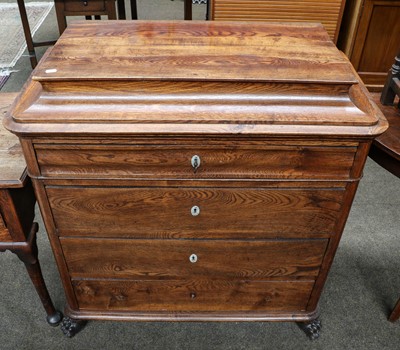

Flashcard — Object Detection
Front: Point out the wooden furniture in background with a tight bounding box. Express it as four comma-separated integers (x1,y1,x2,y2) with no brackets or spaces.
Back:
369,93,400,175
368,51,400,322
54,0,117,34
4,21,387,339
55,0,194,35
129,0,193,20
338,0,400,91
17,0,56,69
208,0,347,43
369,51,400,176
0,93,62,326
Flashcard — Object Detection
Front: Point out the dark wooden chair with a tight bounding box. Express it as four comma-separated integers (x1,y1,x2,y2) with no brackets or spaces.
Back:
17,0,57,69
368,49,400,322
369,51,400,178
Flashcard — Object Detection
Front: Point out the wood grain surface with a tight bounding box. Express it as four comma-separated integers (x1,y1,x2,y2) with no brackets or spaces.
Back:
15,81,376,126
210,0,346,42
35,143,357,179
3,21,388,324
72,279,315,312
369,93,400,162
0,215,11,242
0,93,27,188
47,186,345,238
32,21,355,83
61,238,328,279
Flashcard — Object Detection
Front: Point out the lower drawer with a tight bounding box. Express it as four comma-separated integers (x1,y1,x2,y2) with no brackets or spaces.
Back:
61,238,328,279
72,279,315,312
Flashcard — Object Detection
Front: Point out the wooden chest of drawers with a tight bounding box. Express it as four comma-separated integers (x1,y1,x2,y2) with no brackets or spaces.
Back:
4,21,387,339
209,0,347,42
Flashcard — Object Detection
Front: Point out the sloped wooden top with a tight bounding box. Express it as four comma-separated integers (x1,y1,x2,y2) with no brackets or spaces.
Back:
33,21,356,84
0,93,27,188
5,21,388,137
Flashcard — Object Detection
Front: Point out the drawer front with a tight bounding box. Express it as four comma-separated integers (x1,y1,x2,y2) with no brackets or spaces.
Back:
35,144,356,180
47,186,345,238
72,279,314,312
61,238,328,279
64,0,106,13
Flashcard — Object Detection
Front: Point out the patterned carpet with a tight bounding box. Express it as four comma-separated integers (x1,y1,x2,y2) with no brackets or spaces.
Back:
0,2,53,69
0,75,10,90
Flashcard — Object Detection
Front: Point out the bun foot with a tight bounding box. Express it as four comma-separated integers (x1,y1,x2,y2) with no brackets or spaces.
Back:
46,310,63,327
298,318,322,340
60,317,87,337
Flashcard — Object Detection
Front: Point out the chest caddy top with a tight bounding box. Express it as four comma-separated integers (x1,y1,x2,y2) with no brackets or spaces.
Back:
4,21,387,330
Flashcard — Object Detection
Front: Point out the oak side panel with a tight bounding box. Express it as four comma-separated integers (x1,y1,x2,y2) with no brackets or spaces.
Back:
306,142,371,311
29,178,79,311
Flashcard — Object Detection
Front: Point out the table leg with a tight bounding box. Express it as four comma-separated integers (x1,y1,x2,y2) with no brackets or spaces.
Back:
389,298,400,322
117,0,126,19
14,223,62,326
184,0,192,20
131,0,138,19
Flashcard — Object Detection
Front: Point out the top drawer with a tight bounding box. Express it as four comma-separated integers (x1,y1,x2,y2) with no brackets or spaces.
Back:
34,143,357,180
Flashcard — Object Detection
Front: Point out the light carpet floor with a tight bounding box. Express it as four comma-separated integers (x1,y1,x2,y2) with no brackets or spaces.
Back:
0,2,53,70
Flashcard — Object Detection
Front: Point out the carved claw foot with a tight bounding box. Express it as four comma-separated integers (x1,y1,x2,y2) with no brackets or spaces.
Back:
46,310,63,327
298,318,322,340
60,317,87,338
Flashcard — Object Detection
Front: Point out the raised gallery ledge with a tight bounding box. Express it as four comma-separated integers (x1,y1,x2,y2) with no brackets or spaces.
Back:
38,94,352,103
18,103,369,126
7,80,381,127
3,120,388,138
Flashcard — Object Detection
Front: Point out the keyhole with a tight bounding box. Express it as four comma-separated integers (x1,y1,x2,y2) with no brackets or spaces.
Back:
191,155,201,172
191,206,200,216
189,254,198,263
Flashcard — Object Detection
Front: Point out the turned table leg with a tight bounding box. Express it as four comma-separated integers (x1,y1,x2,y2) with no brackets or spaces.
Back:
389,298,400,322
13,223,63,326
